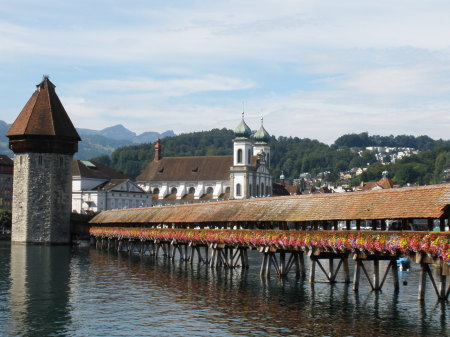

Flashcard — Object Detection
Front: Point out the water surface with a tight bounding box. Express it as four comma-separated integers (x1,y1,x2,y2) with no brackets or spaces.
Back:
0,241,448,336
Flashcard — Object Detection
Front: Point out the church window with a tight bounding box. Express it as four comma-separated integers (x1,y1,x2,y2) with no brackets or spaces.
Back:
261,183,265,196
237,149,243,163
225,187,230,194
206,187,214,194
249,184,252,196
170,187,177,195
236,184,241,196
256,184,259,196
188,187,195,194
153,188,160,195
267,153,270,166
248,150,251,164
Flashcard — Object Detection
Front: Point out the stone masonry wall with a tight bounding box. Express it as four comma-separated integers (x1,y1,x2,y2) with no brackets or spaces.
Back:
11,153,73,244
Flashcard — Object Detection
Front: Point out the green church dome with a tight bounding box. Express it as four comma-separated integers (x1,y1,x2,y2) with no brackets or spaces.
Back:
253,117,271,143
234,113,252,138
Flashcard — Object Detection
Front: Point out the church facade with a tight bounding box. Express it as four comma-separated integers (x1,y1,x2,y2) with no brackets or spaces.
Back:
136,115,272,204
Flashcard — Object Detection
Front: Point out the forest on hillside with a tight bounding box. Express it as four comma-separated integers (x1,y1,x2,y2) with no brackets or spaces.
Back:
91,129,450,186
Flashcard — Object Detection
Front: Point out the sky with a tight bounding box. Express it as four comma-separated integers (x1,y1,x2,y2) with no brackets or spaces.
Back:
1,0,450,144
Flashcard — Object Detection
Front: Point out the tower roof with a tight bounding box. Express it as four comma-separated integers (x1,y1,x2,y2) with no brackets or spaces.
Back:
234,112,252,138
253,117,271,143
6,77,80,140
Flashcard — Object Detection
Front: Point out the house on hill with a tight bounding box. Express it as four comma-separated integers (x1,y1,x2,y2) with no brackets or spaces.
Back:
136,114,273,204
72,160,151,214
357,171,396,191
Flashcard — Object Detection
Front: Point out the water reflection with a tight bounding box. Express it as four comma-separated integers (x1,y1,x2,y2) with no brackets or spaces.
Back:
0,242,448,336
8,244,72,336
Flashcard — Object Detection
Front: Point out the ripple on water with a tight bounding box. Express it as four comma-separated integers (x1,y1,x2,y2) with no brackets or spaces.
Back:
0,242,448,337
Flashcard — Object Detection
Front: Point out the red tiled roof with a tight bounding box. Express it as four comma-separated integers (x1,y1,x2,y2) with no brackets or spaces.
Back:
91,183,450,224
6,77,80,140
137,156,233,182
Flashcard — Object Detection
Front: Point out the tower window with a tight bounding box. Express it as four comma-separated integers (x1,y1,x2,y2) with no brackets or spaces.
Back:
248,149,251,164
236,183,241,196
237,149,243,163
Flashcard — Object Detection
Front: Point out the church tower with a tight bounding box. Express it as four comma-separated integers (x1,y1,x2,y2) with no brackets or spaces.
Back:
230,112,253,199
6,77,81,244
252,117,272,197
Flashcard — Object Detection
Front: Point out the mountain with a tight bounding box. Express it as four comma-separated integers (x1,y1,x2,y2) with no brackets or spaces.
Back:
0,121,176,159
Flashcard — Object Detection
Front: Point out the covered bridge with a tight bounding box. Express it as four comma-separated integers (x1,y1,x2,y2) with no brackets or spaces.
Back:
90,184,450,231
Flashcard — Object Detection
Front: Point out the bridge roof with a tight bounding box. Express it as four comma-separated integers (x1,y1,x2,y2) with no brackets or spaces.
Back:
90,183,450,224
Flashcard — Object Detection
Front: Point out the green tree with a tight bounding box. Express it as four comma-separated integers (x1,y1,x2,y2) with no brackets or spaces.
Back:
0,210,12,233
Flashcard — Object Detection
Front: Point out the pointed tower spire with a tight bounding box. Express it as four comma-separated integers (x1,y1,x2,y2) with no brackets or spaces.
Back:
6,76,81,154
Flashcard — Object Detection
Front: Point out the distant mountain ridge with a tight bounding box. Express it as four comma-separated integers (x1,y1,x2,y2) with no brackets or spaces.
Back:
0,121,176,159
77,124,175,143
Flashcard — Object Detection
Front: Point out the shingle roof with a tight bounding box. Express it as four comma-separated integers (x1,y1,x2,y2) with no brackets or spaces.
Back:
95,179,146,192
91,183,450,224
6,77,80,140
137,156,233,182
72,160,130,180
0,155,13,166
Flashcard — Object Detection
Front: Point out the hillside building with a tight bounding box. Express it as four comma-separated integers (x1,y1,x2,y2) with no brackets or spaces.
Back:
137,114,272,204
0,155,13,210
72,160,151,214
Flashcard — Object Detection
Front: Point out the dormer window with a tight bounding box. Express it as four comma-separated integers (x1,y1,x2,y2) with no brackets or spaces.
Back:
192,167,198,172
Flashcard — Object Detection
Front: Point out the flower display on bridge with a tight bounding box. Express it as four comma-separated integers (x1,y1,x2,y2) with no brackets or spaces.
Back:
89,227,450,264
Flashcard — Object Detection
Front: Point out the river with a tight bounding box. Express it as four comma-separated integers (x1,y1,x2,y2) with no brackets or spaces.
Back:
0,241,448,336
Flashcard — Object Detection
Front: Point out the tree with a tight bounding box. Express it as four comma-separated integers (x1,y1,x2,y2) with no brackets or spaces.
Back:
0,210,12,233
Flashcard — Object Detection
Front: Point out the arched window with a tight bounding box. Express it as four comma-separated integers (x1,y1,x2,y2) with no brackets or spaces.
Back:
267,153,270,166
256,184,259,196
153,188,160,195
206,187,214,194
236,183,241,196
248,149,251,164
170,187,177,195
188,187,195,194
249,184,252,196
237,149,243,163
261,183,265,196
225,187,230,194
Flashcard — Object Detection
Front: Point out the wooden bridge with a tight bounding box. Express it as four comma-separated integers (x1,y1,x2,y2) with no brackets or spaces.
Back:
89,184,450,301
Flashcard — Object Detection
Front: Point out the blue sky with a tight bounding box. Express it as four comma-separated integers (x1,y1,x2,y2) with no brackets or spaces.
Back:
1,0,450,143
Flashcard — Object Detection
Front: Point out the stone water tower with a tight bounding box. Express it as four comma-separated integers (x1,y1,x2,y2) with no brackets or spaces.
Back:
6,77,80,244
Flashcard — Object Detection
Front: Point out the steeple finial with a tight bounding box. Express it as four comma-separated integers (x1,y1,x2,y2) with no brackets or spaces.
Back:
242,101,245,119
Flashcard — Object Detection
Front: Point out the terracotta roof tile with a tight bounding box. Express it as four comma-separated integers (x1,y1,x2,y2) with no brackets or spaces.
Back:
137,156,233,182
6,77,80,140
91,183,450,224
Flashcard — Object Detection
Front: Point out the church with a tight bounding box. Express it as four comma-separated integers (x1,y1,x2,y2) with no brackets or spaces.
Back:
136,114,272,203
